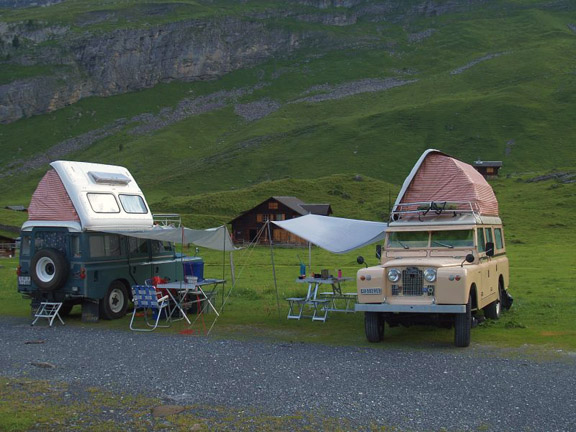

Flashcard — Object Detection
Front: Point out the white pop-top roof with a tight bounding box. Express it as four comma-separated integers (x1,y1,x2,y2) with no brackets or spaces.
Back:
24,160,154,231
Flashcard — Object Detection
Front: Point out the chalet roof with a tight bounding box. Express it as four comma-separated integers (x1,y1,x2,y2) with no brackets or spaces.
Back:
300,204,332,216
273,196,307,215
473,160,503,167
229,196,332,224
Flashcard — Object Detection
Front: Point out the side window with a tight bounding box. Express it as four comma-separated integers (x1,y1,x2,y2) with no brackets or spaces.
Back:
494,228,504,250
484,228,493,246
89,235,122,258
20,235,31,256
151,241,174,254
71,235,82,258
129,237,148,255
477,228,486,252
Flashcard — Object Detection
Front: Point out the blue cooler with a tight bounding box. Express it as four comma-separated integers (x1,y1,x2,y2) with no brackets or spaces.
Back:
183,259,204,281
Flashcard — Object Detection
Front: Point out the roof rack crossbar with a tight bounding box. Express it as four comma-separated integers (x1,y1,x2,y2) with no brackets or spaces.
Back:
390,201,481,221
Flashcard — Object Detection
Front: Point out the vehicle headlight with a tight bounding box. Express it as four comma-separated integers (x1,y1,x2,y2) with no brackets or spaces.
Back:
424,268,437,282
388,268,401,282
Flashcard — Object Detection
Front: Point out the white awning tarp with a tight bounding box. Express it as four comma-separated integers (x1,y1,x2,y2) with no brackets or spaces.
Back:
98,225,237,251
272,214,387,254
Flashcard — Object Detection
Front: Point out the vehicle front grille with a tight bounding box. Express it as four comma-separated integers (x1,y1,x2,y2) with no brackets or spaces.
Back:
402,267,423,296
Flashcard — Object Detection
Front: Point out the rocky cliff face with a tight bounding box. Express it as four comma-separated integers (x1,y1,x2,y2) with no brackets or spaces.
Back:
0,16,315,123
0,0,486,124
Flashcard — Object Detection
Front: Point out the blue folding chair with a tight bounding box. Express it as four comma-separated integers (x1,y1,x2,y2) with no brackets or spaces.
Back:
130,285,171,331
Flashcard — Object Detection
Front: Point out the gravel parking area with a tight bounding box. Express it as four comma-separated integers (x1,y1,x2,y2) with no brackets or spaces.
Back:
1,317,575,431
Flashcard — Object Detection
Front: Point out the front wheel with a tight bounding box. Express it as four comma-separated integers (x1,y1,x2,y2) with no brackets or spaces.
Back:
365,312,384,343
454,296,471,348
100,281,128,320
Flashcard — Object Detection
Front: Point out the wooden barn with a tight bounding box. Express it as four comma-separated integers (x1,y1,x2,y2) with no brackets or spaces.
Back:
473,160,502,179
229,196,332,245
0,235,17,257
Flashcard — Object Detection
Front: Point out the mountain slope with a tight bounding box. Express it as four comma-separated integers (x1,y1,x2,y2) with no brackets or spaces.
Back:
0,0,574,214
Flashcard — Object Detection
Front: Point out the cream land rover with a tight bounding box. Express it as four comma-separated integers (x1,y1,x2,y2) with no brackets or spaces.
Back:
355,150,513,347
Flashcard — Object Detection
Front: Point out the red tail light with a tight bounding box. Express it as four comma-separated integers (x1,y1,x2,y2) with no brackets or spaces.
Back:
16,266,21,276
80,268,86,279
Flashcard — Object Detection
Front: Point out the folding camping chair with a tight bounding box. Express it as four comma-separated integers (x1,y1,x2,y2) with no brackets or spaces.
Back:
130,285,171,331
31,302,65,327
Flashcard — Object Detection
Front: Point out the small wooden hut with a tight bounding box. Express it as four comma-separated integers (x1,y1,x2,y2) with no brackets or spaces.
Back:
229,196,332,245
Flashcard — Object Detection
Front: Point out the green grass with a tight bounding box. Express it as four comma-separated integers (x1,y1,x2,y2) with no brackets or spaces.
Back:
1,2,575,205
1,174,575,351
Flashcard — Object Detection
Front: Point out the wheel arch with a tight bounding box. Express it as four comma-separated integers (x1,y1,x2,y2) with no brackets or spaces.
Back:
469,283,478,310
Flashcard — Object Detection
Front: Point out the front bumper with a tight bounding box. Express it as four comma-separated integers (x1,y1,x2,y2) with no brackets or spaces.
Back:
355,303,466,313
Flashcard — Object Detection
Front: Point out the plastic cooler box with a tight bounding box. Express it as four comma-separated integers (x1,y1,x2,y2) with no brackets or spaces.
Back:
183,259,204,281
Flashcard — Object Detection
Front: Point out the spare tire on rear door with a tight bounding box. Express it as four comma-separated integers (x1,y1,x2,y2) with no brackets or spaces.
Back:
30,248,69,291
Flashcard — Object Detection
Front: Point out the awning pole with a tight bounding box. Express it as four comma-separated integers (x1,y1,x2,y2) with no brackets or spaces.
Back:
308,241,312,275
267,221,281,319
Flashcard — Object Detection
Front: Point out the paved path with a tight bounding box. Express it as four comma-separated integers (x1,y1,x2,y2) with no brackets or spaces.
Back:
1,317,575,431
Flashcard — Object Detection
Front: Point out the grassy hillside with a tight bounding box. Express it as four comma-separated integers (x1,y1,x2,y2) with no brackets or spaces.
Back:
1,172,574,350
1,1,575,213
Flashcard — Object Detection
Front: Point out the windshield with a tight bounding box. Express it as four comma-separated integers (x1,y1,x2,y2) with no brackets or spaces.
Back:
388,230,475,249
431,230,474,248
387,231,429,249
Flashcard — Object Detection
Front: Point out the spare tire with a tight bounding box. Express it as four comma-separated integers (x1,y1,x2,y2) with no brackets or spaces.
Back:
30,248,69,291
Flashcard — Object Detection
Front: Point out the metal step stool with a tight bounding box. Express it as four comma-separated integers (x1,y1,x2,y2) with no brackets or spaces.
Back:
32,302,65,327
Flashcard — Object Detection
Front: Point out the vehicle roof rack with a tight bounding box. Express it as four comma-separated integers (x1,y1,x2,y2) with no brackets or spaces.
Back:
153,214,182,227
390,201,481,223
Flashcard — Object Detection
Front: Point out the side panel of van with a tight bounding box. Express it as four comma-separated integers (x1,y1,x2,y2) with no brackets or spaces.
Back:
18,228,193,319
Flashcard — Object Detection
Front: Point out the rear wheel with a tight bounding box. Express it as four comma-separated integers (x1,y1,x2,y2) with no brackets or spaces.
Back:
483,289,501,320
59,302,75,317
365,312,384,343
454,295,471,348
100,281,128,320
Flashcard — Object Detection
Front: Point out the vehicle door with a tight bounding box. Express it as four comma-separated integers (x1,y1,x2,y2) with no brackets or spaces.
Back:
127,236,154,284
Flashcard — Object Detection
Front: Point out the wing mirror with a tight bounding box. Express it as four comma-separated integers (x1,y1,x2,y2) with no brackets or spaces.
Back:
357,256,368,268
485,242,495,257
375,244,382,259
461,253,475,267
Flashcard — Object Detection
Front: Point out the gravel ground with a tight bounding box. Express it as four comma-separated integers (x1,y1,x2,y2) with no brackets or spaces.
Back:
1,317,575,432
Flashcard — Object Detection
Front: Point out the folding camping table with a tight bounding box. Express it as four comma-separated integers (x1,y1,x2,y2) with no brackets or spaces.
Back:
157,280,223,324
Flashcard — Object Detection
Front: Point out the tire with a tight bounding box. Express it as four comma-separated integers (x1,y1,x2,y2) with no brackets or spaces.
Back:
499,279,513,310
59,302,75,317
454,295,471,348
30,248,69,291
483,290,501,320
365,312,384,343
100,281,129,320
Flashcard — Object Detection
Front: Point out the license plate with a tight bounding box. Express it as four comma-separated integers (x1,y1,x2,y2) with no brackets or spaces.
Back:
361,288,382,295
18,276,31,285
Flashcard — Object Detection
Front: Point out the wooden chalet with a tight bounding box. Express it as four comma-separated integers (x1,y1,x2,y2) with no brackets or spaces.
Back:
229,196,332,245
0,235,17,257
473,160,502,179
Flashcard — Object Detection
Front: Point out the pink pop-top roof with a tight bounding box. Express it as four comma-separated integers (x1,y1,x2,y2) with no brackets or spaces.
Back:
27,169,80,222
395,150,499,216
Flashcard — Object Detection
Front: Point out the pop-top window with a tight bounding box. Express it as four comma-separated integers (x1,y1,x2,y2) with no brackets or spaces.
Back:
119,194,148,214
87,193,120,213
